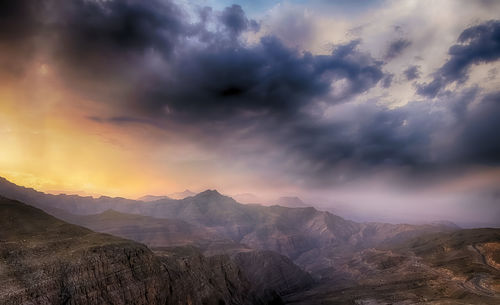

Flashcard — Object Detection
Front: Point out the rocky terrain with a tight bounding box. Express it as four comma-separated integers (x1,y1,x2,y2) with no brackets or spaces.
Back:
232,250,314,297
287,229,500,304
138,190,196,202
0,178,457,274
1,176,499,304
57,209,224,247
0,196,285,305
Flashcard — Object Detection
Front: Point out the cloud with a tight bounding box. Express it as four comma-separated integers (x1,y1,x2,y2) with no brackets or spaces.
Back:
123,37,386,126
418,20,500,97
0,0,189,113
2,0,500,188
4,0,383,117
381,73,394,88
458,91,500,164
274,87,494,184
219,4,259,37
403,65,420,80
384,38,411,60
0,1,46,76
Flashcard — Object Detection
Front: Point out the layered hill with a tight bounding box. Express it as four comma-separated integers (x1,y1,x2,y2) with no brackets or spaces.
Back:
1,177,499,304
287,228,500,304
0,196,282,305
137,190,196,202
0,177,457,274
274,196,307,208
43,208,316,301
137,195,171,202
59,209,223,247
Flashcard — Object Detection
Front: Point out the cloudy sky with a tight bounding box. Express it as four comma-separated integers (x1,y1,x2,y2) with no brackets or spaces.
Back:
1,0,499,226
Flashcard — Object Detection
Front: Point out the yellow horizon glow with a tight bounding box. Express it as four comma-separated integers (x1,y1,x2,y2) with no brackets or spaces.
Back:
0,71,281,199
0,73,181,198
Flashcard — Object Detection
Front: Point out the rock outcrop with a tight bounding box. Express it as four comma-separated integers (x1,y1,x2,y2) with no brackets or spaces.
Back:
0,196,273,305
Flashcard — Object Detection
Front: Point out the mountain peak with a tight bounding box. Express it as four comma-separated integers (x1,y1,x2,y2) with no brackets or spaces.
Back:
275,196,307,208
100,209,124,216
168,189,196,199
138,194,171,202
196,189,222,197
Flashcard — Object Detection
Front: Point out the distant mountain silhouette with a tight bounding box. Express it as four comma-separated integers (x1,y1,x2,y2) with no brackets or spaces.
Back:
233,193,262,204
138,190,196,202
274,196,307,208
138,194,172,201
168,189,196,199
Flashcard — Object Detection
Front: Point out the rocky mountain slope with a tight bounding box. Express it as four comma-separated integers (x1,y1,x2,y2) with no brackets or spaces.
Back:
0,177,457,275
138,190,196,202
232,250,314,297
137,195,172,202
1,177,499,304
287,229,500,304
274,196,307,208
0,196,280,305
50,208,315,301
58,209,224,247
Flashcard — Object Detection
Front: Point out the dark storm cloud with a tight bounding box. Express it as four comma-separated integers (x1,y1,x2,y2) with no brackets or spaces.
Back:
0,0,185,80
458,91,500,164
381,73,394,88
88,115,162,128
219,4,259,37
5,0,384,119
0,0,385,162
52,0,186,99
404,65,420,80
2,0,500,183
0,0,46,76
384,38,411,60
418,20,500,97
59,0,182,56
296,103,433,168
273,86,492,182
153,38,384,122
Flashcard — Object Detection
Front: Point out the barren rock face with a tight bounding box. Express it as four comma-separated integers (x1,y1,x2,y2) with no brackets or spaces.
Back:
0,197,168,305
477,242,500,271
286,229,500,305
0,197,270,305
232,250,314,296
1,244,169,305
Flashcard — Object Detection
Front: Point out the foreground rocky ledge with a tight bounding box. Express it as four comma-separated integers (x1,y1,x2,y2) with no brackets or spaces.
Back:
0,197,274,305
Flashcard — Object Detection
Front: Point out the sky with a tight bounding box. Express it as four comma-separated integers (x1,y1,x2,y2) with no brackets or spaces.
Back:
0,0,499,226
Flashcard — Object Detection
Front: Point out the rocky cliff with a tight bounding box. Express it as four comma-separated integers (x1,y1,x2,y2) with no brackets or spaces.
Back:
0,196,273,305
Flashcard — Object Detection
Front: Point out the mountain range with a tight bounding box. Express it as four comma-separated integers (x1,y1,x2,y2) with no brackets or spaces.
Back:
0,176,499,304
138,190,197,201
